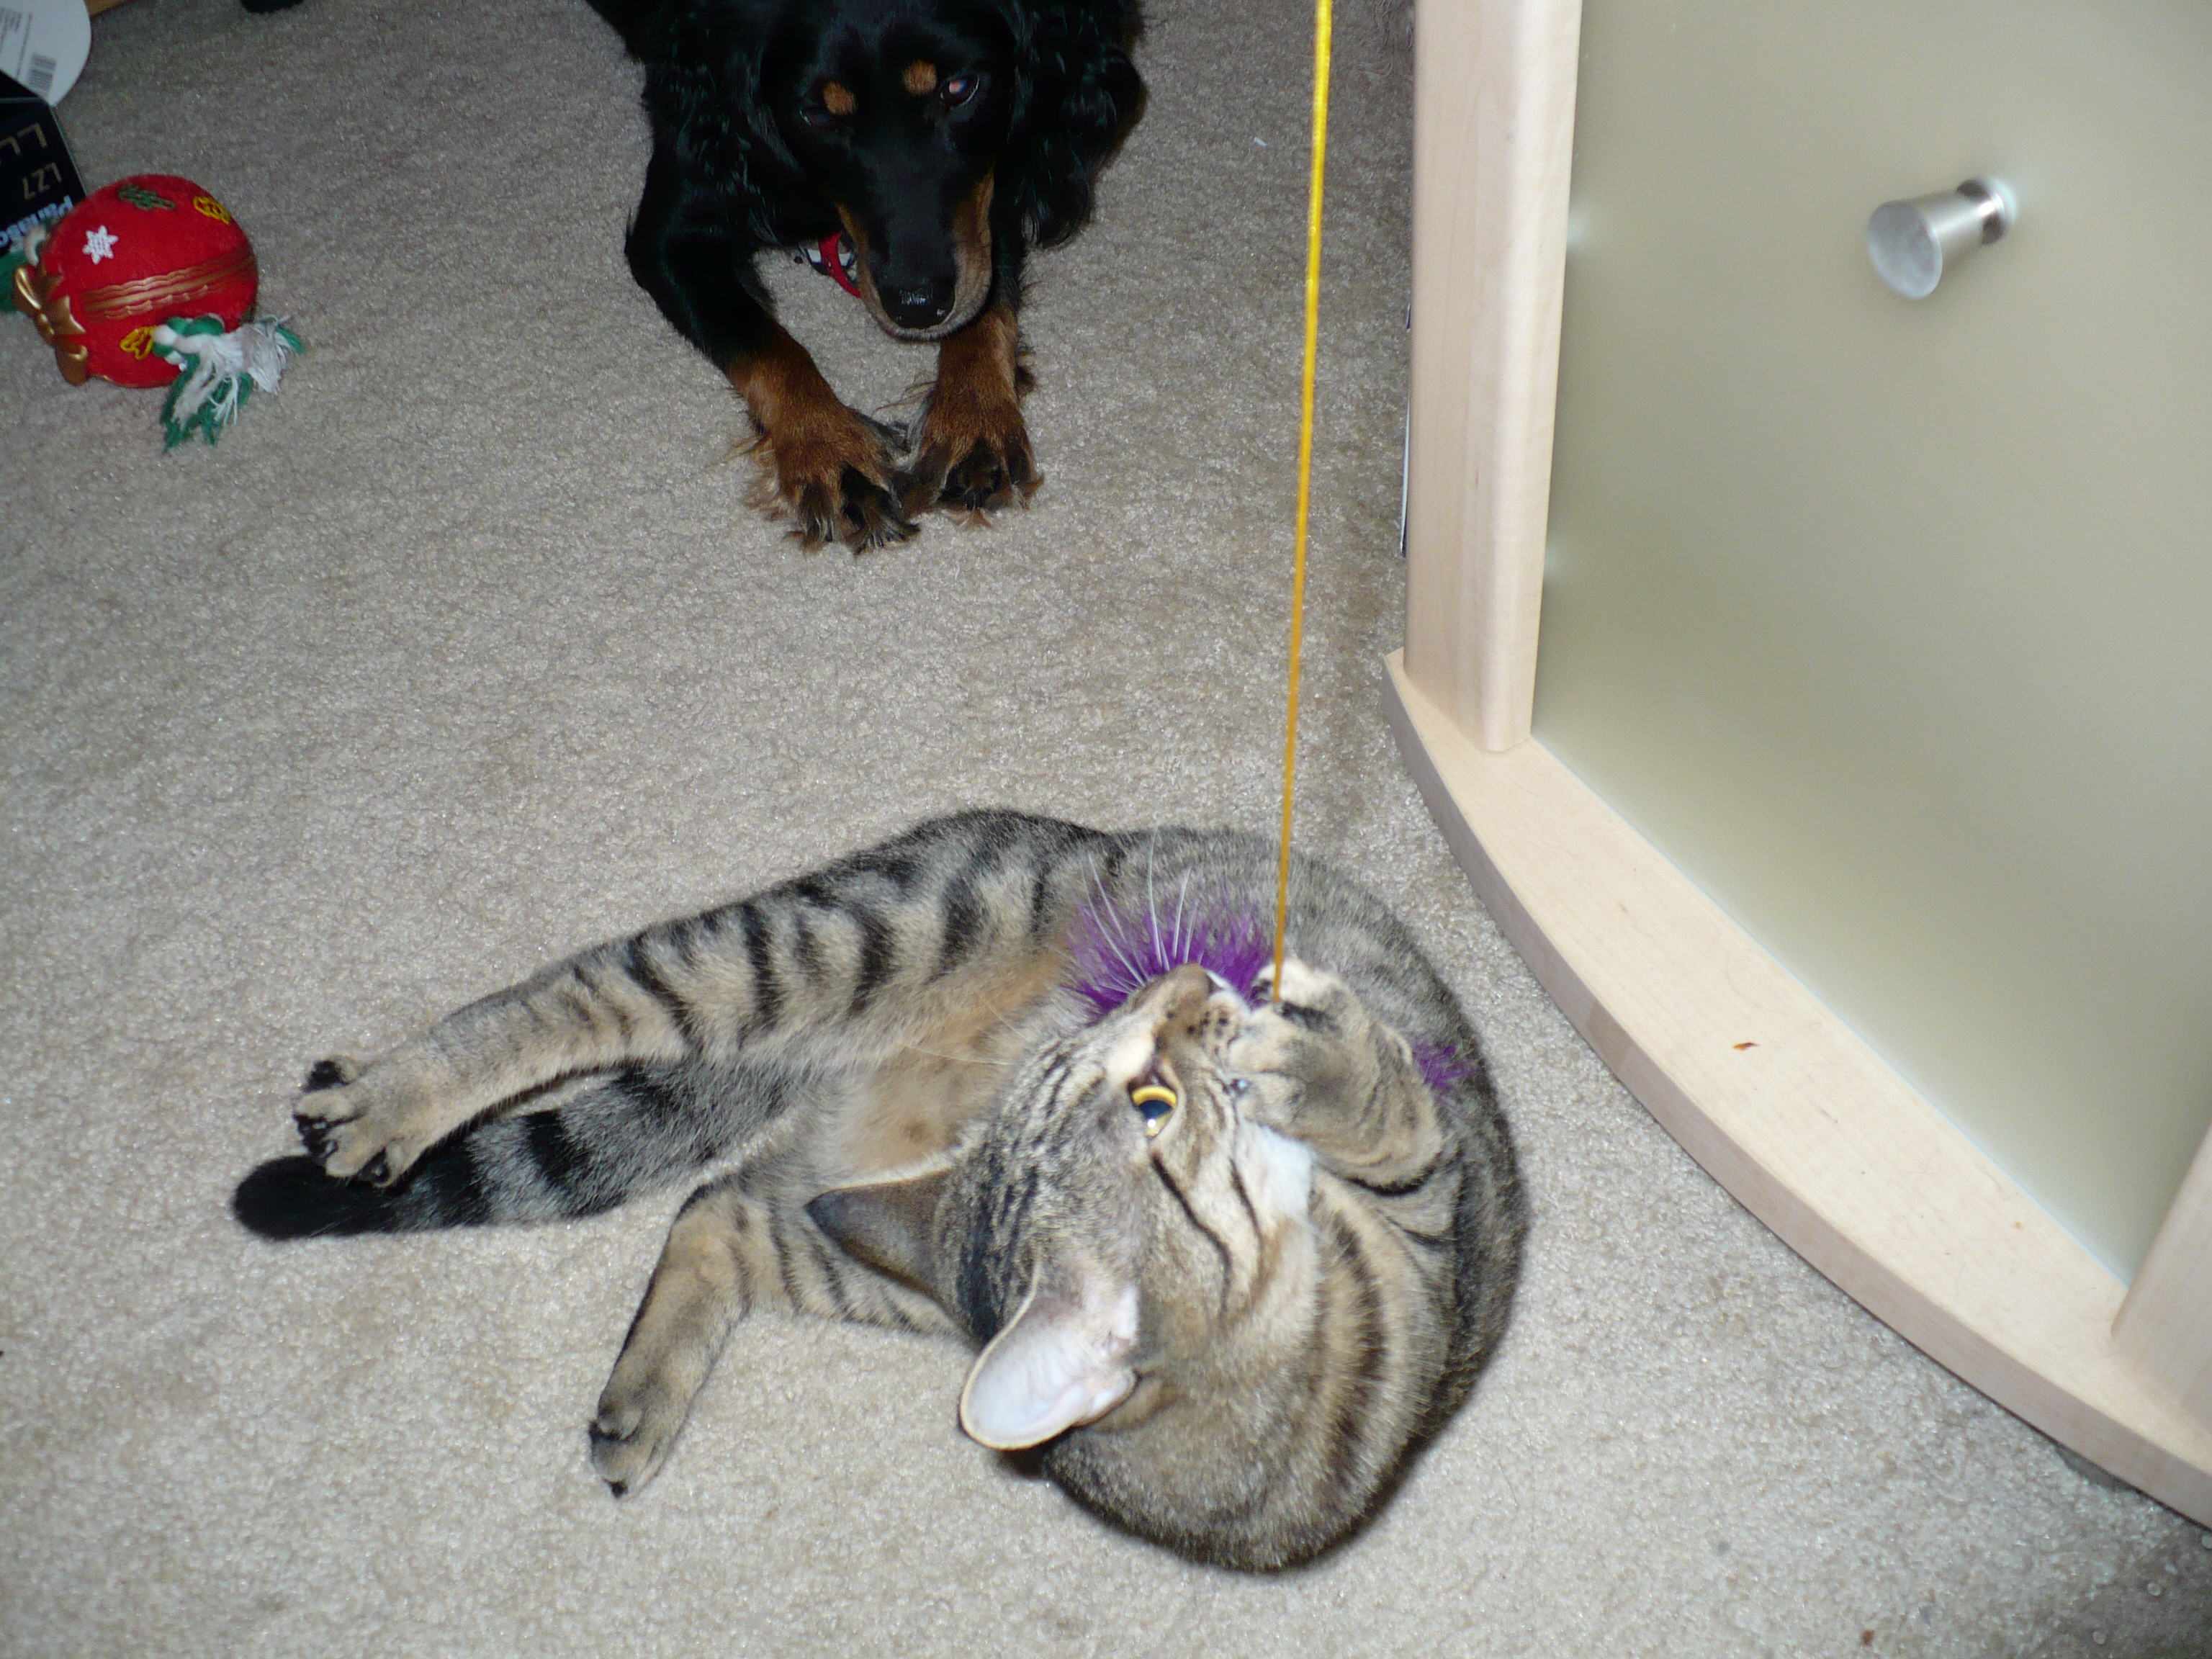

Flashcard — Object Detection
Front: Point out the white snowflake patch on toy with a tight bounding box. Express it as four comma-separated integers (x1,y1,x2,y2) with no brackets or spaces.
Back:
81,225,118,264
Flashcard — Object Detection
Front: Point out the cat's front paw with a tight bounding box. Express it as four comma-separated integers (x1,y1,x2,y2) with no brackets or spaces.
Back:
1228,960,1362,1125
1249,958,1352,1024
292,1053,438,1186
588,1366,693,1498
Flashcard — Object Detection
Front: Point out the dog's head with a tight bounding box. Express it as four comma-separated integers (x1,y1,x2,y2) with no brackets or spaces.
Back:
657,0,1143,341
759,0,1020,338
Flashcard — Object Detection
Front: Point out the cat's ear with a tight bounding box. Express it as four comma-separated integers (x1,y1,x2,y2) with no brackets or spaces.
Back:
805,1161,953,1293
958,1275,1139,1450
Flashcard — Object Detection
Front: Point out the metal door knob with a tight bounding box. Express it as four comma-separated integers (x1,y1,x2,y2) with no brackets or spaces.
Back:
1867,179,2015,299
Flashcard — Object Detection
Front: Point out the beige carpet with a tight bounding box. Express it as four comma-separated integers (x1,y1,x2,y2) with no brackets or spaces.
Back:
3,0,2207,1653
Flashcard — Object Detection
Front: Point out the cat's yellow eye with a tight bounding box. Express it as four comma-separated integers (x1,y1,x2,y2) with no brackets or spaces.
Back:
1130,1082,1178,1136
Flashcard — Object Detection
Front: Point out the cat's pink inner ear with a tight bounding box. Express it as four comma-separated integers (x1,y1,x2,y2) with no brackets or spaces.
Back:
958,1278,1139,1451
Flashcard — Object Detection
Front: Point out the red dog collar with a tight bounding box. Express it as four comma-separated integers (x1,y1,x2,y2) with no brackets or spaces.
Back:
800,233,862,298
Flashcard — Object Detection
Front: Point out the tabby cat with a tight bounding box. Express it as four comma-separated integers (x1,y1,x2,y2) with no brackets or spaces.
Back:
234,810,1524,1570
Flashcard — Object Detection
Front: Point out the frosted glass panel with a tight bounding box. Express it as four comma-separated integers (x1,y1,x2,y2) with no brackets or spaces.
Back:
1537,0,2212,1275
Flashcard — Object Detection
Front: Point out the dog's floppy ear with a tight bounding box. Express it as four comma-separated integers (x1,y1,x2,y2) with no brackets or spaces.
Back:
641,4,810,247
1003,0,1146,248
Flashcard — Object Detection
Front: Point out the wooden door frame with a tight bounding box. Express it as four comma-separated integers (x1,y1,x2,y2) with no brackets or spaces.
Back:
1393,0,2212,1524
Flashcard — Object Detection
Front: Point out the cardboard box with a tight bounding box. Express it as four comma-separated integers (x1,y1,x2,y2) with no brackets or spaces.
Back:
1,67,86,249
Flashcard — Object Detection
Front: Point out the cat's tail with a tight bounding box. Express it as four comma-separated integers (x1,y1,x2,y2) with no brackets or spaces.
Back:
232,1069,732,1240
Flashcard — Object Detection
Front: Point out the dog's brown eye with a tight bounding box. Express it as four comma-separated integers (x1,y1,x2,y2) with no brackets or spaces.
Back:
941,73,979,107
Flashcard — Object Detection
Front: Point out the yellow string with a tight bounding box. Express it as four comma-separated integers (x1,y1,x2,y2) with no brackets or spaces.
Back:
1272,0,1334,996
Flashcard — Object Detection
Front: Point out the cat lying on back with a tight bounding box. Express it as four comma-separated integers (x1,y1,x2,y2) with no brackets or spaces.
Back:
234,810,1524,1570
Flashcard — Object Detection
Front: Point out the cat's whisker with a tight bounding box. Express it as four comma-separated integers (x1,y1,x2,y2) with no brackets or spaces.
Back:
1090,873,1147,986
1146,836,1167,967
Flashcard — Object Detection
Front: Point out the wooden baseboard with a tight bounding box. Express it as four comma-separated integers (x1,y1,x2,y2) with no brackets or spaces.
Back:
1383,651,2212,1526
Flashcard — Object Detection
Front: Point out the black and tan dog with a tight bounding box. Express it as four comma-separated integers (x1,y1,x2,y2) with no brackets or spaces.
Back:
589,0,1145,549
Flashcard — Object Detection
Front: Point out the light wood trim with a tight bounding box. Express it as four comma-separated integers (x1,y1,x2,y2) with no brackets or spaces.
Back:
1382,652,2212,1525
2116,1124,2212,1430
86,0,135,17
1401,0,1581,752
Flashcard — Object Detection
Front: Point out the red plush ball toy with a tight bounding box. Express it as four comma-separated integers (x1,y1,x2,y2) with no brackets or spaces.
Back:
13,174,259,387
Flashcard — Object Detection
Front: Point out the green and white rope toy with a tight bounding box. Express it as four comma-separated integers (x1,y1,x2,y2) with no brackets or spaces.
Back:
151,315,302,450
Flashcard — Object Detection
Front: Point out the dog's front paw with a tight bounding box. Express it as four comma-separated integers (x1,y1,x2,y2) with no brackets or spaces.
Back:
749,407,918,553
907,391,1038,519
906,302,1038,521
292,1054,437,1186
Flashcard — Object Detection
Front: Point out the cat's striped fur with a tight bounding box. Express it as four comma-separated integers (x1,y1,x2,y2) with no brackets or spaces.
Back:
234,810,1523,1570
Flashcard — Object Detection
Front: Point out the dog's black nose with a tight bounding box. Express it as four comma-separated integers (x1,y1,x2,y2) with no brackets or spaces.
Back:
886,279,955,330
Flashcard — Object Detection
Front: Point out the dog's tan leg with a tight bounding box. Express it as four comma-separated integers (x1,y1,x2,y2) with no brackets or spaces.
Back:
729,328,917,552
906,300,1038,518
